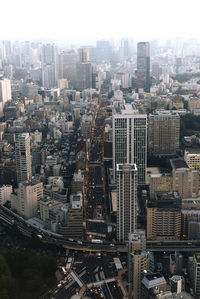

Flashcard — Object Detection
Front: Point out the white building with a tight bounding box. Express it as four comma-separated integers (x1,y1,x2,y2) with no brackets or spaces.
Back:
0,185,12,204
117,163,137,241
0,78,11,116
70,192,83,209
13,180,43,219
112,103,147,184
15,133,32,184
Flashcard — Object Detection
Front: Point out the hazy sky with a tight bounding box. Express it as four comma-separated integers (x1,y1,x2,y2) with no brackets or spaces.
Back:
1,0,200,44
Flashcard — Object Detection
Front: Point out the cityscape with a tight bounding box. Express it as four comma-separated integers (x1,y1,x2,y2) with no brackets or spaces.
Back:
1,1,200,299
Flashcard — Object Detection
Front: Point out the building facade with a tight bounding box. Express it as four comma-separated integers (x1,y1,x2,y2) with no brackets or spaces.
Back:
184,149,200,170
128,231,154,299
0,185,12,204
15,133,32,184
112,103,147,184
16,180,43,219
137,42,150,92
148,111,180,156
117,163,137,241
147,191,182,240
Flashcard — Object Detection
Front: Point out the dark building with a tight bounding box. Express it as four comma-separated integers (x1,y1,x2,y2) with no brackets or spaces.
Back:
136,42,150,92
76,62,92,91
4,106,20,120
92,72,99,90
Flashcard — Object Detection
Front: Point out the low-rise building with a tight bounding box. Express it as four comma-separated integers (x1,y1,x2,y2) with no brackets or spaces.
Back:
184,149,200,171
0,185,12,204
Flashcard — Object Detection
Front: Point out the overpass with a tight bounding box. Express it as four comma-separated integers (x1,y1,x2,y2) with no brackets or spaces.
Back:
146,240,200,252
1,204,200,253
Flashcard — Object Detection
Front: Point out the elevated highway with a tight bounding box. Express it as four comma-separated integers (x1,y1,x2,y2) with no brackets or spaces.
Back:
1,204,200,253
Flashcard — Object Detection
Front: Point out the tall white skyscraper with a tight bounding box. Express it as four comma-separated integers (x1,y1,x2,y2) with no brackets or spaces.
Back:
117,163,137,241
112,103,147,184
42,44,58,88
15,133,32,184
0,78,12,117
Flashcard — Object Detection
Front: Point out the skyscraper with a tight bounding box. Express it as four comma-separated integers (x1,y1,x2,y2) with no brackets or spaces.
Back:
42,44,58,88
0,78,12,117
42,64,56,89
117,163,137,241
137,42,150,92
112,103,147,184
60,51,78,88
76,62,92,91
15,133,32,184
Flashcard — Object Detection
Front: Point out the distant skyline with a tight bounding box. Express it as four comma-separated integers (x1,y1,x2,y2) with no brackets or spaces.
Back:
1,0,200,44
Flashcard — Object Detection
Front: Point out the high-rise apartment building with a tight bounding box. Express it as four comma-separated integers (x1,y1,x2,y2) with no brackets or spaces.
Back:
14,180,43,219
137,42,150,91
148,111,180,156
147,191,182,240
117,164,137,241
128,231,154,299
15,133,32,184
112,103,147,184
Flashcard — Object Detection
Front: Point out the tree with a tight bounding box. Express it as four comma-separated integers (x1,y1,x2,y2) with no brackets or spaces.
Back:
0,255,16,299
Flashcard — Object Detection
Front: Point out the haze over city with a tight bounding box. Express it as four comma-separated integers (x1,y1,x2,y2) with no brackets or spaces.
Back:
1,0,200,43
1,1,200,299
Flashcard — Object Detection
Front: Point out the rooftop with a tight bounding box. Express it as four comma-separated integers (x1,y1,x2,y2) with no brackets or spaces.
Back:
185,148,200,154
128,230,146,243
142,272,166,289
156,291,194,299
170,158,189,170
148,191,182,209
117,163,137,172
113,103,146,116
